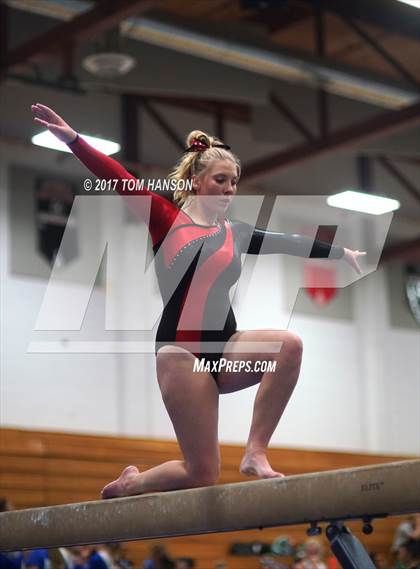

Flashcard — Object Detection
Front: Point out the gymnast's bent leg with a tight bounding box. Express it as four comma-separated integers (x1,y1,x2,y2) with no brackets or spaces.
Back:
101,345,220,498
216,329,303,479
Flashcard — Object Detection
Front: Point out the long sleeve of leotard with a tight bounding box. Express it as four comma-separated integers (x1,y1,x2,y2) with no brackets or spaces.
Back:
236,221,345,259
67,134,178,246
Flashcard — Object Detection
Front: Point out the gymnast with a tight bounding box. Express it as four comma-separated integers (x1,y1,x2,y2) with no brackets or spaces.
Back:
31,103,365,498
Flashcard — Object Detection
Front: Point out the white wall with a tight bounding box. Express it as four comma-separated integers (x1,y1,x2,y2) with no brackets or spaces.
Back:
0,142,121,435
381,327,420,455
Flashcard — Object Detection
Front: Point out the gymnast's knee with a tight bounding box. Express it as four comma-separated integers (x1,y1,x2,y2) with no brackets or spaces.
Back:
282,332,303,361
268,331,303,374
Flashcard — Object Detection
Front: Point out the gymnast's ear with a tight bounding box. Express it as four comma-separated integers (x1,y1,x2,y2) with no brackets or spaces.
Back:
191,174,201,193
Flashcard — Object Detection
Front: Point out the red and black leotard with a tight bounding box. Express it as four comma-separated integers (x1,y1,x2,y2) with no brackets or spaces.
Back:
68,135,344,378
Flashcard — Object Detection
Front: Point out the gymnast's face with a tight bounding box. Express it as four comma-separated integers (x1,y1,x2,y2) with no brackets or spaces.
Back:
193,159,239,214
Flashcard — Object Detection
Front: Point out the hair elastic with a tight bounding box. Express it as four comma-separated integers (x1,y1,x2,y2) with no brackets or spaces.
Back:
185,138,231,152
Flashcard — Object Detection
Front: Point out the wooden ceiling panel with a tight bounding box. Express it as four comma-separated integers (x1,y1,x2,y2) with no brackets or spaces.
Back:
271,16,315,51
324,14,385,58
350,32,420,82
264,11,419,84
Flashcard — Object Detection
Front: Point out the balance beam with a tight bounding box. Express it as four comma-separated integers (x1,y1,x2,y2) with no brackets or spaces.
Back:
1,460,419,551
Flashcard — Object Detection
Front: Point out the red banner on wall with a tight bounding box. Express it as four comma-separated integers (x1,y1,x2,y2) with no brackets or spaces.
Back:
304,264,337,306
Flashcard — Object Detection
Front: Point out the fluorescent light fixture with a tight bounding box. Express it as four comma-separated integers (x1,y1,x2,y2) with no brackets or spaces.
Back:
396,0,420,8
327,190,400,215
32,131,120,155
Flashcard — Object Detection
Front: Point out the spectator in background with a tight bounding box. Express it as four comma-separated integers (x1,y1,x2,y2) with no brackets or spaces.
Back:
72,547,108,569
396,539,420,569
174,560,195,569
22,550,51,569
392,516,420,569
0,551,20,569
392,517,420,555
96,546,114,569
0,499,21,569
325,555,341,569
98,544,132,569
259,556,288,569
369,552,389,569
405,539,420,569
0,499,12,513
395,541,410,569
57,548,79,569
0,498,50,569
299,538,327,569
142,545,174,569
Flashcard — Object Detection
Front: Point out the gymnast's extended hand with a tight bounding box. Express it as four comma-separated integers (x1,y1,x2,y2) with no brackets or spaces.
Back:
31,103,77,144
343,248,366,275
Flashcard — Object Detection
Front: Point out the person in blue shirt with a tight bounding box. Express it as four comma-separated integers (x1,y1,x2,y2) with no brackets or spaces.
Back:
23,550,50,569
0,499,21,569
72,548,109,569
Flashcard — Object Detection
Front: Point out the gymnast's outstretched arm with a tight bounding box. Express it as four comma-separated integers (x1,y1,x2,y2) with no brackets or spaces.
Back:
235,220,365,273
31,103,177,245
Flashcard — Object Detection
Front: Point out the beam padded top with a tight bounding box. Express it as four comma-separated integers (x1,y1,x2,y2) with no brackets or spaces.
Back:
0,460,419,551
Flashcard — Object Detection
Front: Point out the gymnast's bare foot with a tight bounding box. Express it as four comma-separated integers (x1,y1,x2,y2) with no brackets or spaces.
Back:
101,465,140,499
240,450,285,479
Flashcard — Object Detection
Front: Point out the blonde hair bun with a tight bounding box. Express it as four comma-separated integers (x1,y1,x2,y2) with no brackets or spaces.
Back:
186,130,212,147
169,130,241,207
